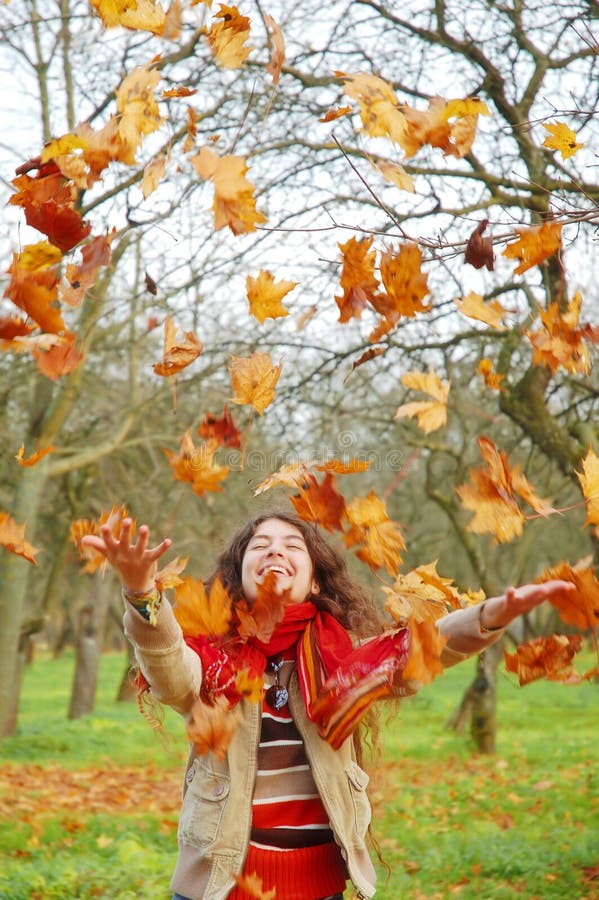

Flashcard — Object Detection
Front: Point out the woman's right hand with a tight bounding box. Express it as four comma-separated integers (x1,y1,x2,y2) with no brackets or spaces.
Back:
81,517,172,592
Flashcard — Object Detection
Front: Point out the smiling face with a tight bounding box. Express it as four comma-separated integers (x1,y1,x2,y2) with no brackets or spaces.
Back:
241,517,317,605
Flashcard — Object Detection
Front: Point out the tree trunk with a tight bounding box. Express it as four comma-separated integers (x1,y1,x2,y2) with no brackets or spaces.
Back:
68,573,109,719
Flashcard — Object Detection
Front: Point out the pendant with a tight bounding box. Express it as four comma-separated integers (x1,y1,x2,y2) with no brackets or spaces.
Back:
266,684,289,710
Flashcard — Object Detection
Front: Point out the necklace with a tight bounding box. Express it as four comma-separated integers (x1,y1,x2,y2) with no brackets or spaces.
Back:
265,655,289,710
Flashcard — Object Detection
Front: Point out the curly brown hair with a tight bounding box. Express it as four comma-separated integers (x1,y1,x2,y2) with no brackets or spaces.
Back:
210,509,384,639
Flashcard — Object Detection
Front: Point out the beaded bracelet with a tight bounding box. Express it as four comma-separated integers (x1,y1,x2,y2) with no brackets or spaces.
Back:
122,585,162,626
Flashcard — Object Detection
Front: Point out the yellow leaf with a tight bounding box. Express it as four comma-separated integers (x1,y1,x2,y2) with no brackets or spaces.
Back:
17,242,63,273
235,669,265,703
454,291,508,330
246,270,296,323
477,358,504,391
205,4,252,69
229,351,282,414
395,369,449,434
342,72,408,144
443,97,490,119
90,0,167,33
173,576,232,636
152,316,202,377
576,448,599,531
155,555,188,591
542,121,584,160
141,151,169,199
370,159,415,192
116,65,162,159
344,493,405,575
192,147,266,234
41,134,88,163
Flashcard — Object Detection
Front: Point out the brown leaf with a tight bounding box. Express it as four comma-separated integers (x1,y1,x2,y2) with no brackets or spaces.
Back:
504,634,585,685
264,14,285,86
464,219,494,270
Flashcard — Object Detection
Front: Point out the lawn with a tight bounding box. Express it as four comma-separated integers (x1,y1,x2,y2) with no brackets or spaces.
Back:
0,649,597,899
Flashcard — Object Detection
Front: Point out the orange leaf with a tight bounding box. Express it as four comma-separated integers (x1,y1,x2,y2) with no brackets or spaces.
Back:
576,448,599,532
526,293,596,375
186,694,240,760
229,351,282,415
164,432,229,494
30,333,85,381
334,235,381,323
153,316,202,377
4,254,64,334
192,147,266,234
319,105,352,123
537,559,599,632
234,872,276,900
477,358,505,391
15,445,55,467
205,4,252,69
503,222,562,275
0,512,39,564
236,571,287,643
234,670,265,704
342,72,407,144
71,505,133,573
291,471,346,532
344,493,405,575
173,576,232,637
316,458,371,475
198,405,242,448
247,270,296,323
384,571,448,685
504,634,586,686
264,14,285,85
154,555,188,591
59,233,113,307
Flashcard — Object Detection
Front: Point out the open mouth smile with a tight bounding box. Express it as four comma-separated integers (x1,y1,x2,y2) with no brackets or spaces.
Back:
258,564,292,577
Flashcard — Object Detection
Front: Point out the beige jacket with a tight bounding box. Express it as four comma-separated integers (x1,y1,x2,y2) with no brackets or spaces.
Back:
124,600,504,899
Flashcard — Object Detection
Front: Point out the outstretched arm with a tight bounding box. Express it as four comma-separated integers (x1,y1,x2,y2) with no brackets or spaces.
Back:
477,579,575,630
81,517,172,592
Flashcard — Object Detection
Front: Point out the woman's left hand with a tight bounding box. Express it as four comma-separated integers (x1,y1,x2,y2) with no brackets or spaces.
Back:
480,579,576,630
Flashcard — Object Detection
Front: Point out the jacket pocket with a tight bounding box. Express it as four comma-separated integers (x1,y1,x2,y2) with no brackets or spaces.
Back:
178,759,231,849
345,761,372,840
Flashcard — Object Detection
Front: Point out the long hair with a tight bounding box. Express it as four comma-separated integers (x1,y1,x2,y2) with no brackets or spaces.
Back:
210,509,384,639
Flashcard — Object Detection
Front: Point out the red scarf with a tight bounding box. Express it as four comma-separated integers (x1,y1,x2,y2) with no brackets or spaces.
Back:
185,601,410,749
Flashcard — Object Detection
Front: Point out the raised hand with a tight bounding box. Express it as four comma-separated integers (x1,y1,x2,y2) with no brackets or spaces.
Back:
81,518,172,592
479,579,576,630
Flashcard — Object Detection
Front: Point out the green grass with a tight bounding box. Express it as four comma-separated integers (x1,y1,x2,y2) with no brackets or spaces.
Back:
0,650,597,899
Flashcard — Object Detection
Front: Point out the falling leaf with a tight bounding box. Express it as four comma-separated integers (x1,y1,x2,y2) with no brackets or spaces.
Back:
153,316,202,377
291,471,346,532
542,121,584,160
477,358,504,391
348,345,386,375
10,162,92,252
0,316,34,348
504,634,585,685
4,254,64,333
319,105,352,122
71,505,133,573
233,872,276,900
198,405,242,448
164,432,229,494
464,219,494,271
576,448,599,532
384,570,448,685
264,14,285,85
247,270,297,323
370,243,430,339
115,65,163,160
173,576,232,637
342,72,407,144
192,147,266,234
141,150,169,199
15,445,55,467
370,159,415,192
186,694,240,760
0,512,39,564
154,555,188,591
400,95,488,159
344,492,405,575
59,232,114,307
229,351,282,414
295,305,317,331
235,670,265,704
253,461,313,495
30,333,85,381
395,369,450,434
537,559,599,632
90,0,168,33
503,222,562,275
454,291,507,330
162,85,197,98
205,4,252,69
17,241,63,272
316,458,371,475
41,134,88,164
526,293,597,375
334,235,381,323
236,571,287,643
145,273,158,295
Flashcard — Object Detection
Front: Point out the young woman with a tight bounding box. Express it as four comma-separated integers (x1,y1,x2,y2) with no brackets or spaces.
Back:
83,510,573,900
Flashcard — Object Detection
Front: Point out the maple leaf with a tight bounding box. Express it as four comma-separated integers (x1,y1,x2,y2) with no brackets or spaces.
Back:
246,269,297,323
253,461,313,495
235,670,265,704
503,222,562,275
4,254,63,334
542,121,584,160
152,316,202,377
395,369,450,434
454,291,507,330
526,293,596,375
164,432,229,494
456,437,555,543
412,560,484,610
399,95,488,159
334,235,381,323
291,471,346,532
318,105,352,122
198,405,242,448
15,445,55,467
30,333,85,381
115,65,163,160
383,570,448,685
576,448,599,533
342,72,408,144
370,243,430,337
186,694,240,760
0,316,34,348
234,872,276,900
0,512,39,564
504,634,585,686
264,14,285,85
59,233,114,308
154,555,188,592
464,219,494,271
537,559,599,632
229,351,282,415
173,576,232,637
90,0,167,33
344,493,405,575
192,147,266,234
370,159,415,193
17,241,63,272
477,358,505,391
205,4,252,69
236,572,287,643
141,150,169,199
71,505,133,573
